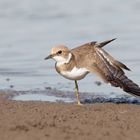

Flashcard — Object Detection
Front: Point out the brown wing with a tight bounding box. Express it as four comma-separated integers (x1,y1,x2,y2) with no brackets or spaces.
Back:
71,39,140,97
90,47,140,97
71,42,96,67
71,39,117,68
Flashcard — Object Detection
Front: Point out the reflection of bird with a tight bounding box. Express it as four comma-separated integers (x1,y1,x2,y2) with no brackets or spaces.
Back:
45,39,140,105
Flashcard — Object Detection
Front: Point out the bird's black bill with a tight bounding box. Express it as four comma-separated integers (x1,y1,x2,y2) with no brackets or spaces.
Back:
44,55,52,60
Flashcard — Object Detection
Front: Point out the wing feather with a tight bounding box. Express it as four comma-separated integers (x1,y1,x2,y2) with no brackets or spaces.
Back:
93,47,140,96
71,40,140,97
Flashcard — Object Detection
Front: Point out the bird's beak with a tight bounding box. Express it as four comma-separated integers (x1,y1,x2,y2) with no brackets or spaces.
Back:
44,54,52,60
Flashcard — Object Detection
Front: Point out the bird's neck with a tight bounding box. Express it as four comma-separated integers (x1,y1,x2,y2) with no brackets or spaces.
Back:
56,53,73,66
55,53,76,73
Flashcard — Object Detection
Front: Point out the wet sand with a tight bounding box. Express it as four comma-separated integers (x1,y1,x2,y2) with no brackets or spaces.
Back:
0,93,140,140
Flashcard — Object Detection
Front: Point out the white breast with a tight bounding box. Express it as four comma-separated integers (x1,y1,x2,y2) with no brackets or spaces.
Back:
60,67,89,80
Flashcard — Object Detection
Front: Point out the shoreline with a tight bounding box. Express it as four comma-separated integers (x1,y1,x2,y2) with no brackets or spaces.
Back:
0,91,140,140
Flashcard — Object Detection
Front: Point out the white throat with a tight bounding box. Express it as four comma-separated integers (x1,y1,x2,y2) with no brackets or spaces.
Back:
54,53,72,66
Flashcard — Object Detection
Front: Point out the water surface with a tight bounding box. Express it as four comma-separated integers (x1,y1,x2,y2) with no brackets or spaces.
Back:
0,0,140,99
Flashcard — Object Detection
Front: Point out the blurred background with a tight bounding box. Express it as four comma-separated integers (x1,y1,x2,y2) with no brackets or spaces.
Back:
0,0,140,97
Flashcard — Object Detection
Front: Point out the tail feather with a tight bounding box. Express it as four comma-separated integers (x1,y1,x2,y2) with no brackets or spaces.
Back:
110,69,140,97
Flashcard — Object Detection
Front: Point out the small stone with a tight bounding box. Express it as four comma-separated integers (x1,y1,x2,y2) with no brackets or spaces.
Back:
94,81,102,86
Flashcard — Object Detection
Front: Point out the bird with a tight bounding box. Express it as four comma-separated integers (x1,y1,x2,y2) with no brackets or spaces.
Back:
45,38,140,105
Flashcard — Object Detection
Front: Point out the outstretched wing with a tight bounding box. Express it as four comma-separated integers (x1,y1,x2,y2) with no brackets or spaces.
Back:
71,39,117,69
72,38,116,52
90,46,140,97
71,39,140,97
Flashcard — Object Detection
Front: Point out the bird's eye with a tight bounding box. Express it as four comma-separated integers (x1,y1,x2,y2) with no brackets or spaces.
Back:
58,50,62,54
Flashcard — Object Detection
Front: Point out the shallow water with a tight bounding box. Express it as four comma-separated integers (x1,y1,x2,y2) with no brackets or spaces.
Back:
11,89,140,104
0,0,140,99
12,94,73,103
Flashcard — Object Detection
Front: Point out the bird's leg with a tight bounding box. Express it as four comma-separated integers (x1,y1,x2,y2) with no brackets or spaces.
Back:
74,80,82,105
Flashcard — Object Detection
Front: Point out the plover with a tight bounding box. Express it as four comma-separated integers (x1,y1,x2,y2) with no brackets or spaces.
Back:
45,39,140,105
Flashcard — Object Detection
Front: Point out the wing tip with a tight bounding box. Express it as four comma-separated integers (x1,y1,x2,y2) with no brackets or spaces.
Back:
98,38,117,48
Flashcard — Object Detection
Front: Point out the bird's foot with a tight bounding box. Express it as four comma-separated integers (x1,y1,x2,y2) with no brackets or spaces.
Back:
77,101,83,106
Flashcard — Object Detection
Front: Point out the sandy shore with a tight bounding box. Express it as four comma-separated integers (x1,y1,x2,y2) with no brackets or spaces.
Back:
0,97,140,140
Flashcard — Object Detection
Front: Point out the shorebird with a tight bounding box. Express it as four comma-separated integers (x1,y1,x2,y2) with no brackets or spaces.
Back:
45,39,140,105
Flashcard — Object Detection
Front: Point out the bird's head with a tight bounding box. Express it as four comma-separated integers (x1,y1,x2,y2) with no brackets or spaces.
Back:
44,45,72,65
